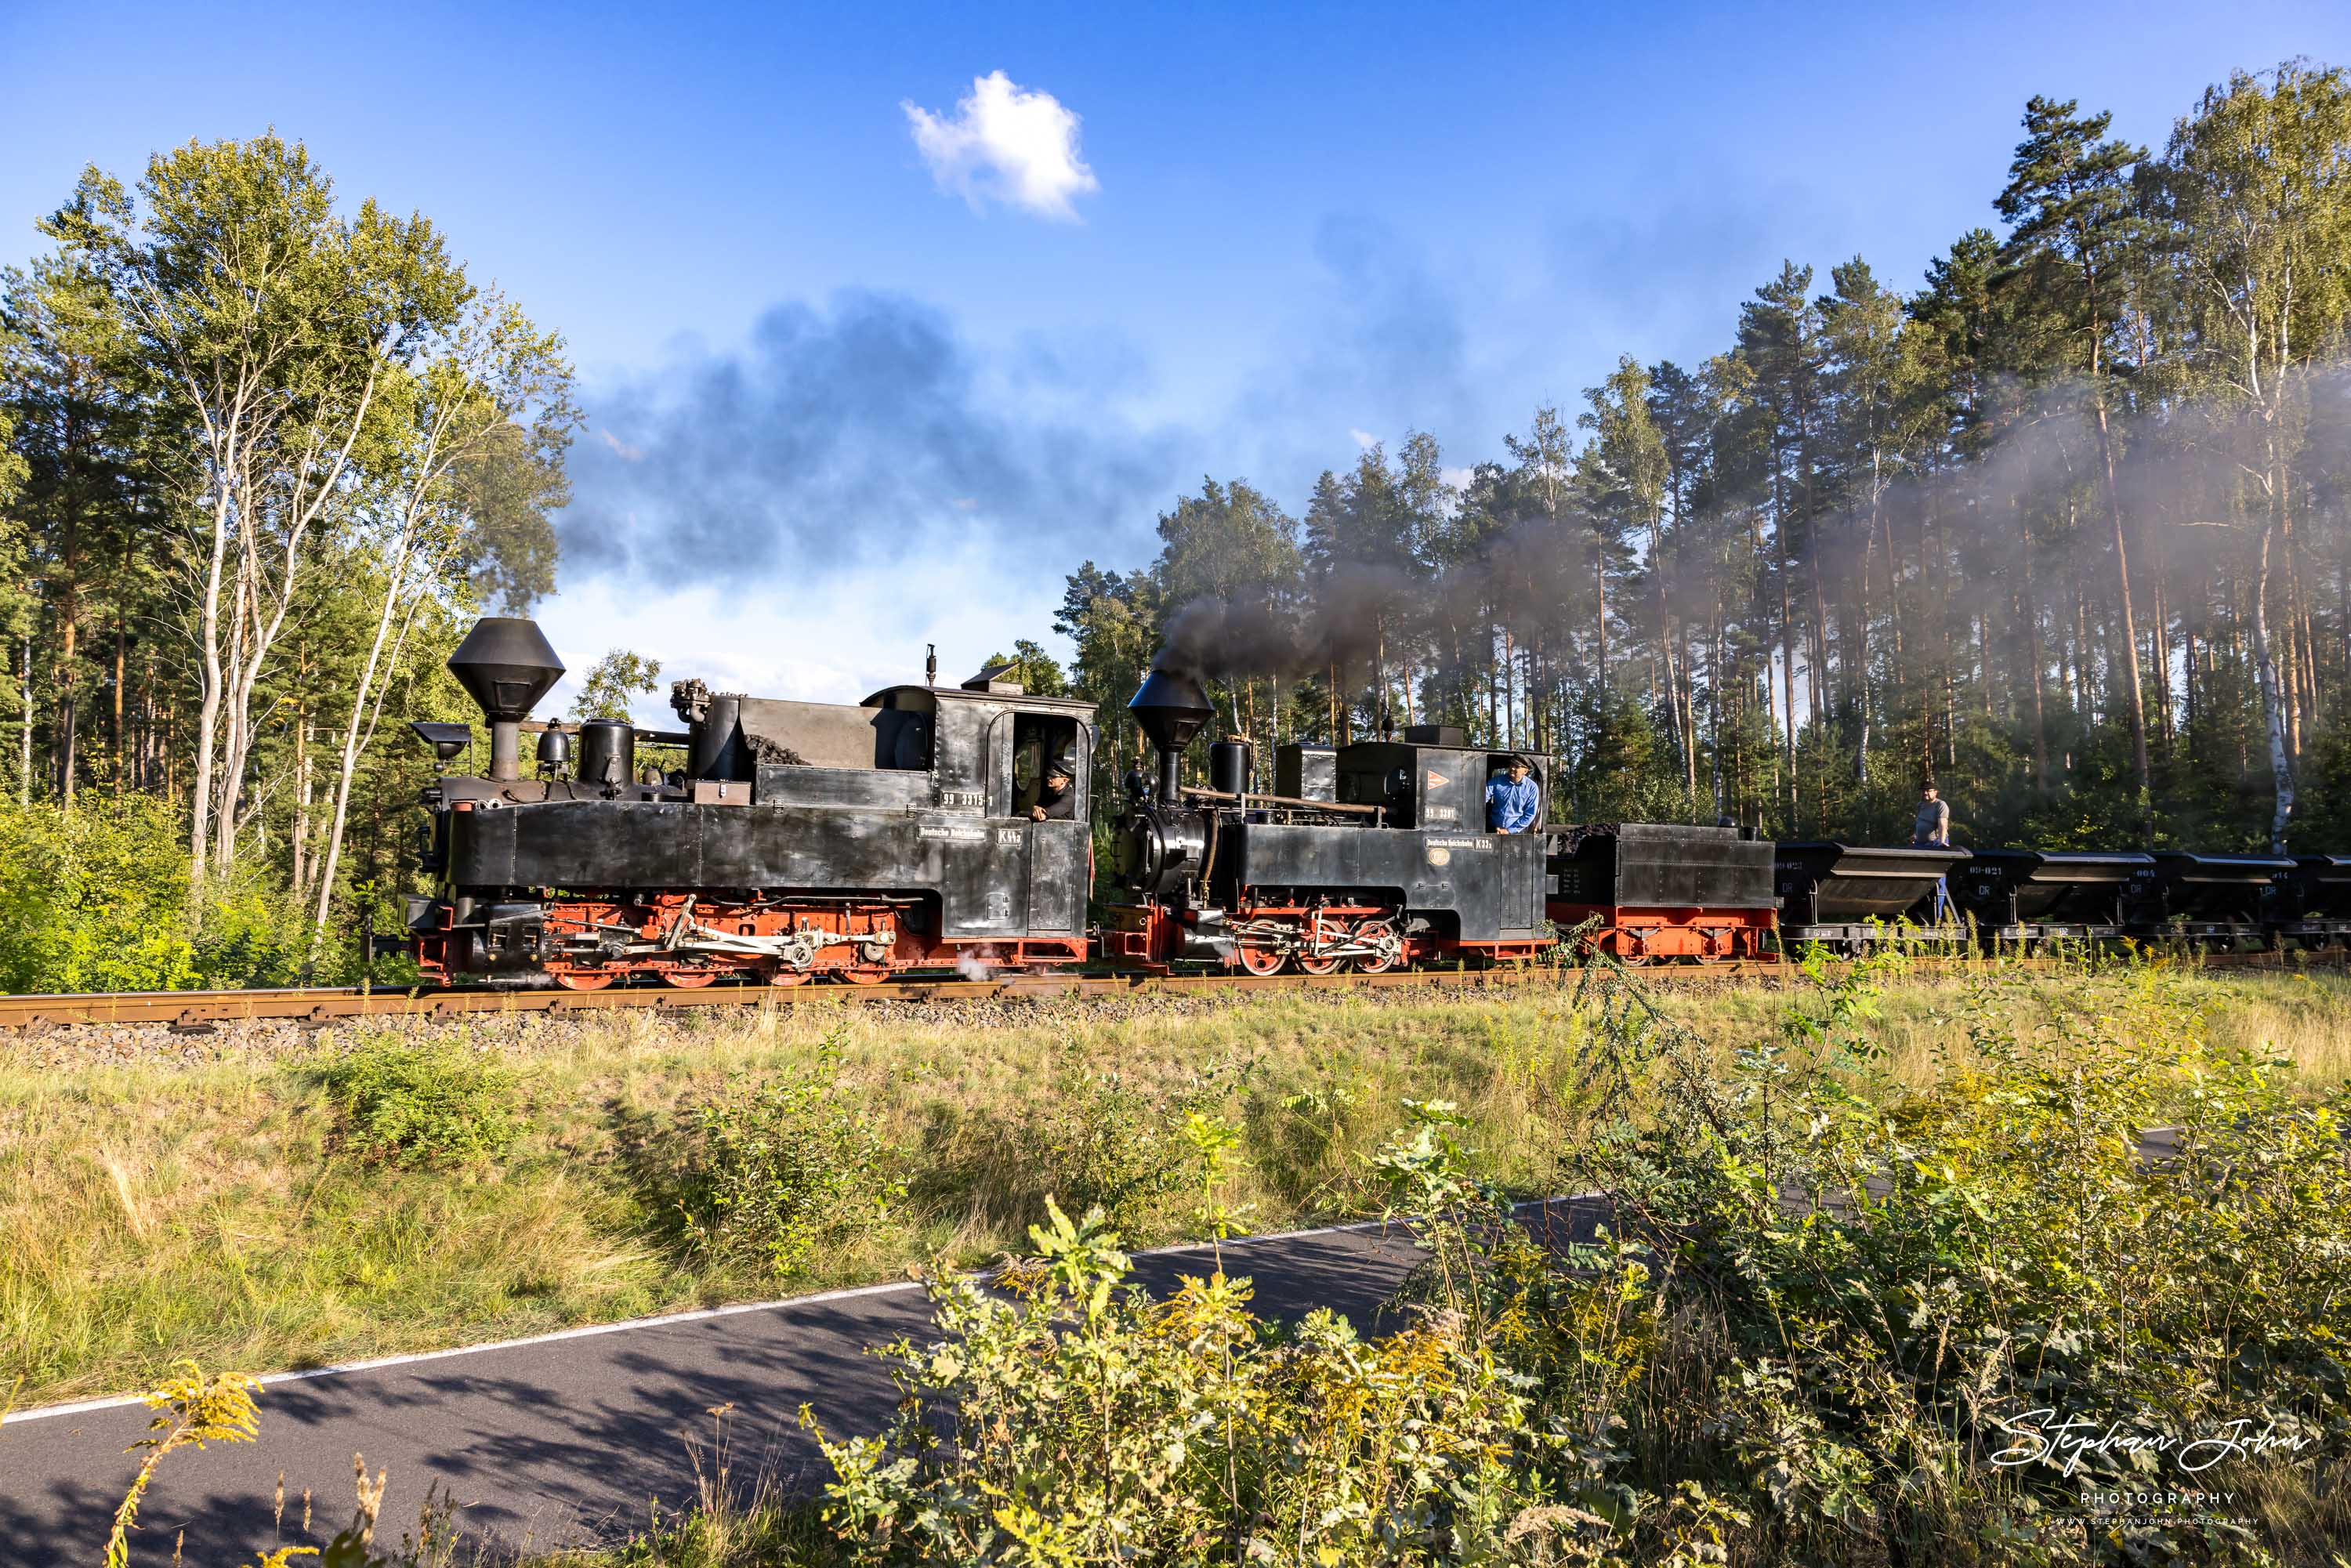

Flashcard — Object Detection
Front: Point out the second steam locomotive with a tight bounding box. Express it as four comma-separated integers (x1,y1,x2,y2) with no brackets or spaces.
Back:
397,617,2349,987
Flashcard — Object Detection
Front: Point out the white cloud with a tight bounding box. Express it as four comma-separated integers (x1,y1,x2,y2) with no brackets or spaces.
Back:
598,429,643,461
903,71,1099,222
1349,428,1378,450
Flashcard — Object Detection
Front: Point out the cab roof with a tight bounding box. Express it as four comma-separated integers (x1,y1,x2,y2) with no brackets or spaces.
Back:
862,683,1099,717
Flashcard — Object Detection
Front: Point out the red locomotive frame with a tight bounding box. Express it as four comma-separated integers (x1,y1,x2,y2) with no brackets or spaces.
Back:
413,893,1088,990
1545,902,1777,965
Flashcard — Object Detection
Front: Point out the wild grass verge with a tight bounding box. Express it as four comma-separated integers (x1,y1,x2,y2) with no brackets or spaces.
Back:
93,957,2351,1565
4,965,2346,1414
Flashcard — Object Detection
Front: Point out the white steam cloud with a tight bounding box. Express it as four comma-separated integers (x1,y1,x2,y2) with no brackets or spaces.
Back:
903,71,1100,222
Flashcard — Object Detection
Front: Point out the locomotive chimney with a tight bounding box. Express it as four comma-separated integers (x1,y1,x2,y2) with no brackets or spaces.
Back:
447,617,565,782
1128,664,1214,804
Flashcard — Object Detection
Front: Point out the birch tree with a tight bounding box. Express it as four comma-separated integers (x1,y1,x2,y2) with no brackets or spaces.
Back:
0,316,31,802
42,134,469,882
306,294,576,957
2163,63,2351,848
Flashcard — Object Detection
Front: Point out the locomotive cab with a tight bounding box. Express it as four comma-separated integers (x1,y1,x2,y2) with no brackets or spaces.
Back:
1335,728,1542,831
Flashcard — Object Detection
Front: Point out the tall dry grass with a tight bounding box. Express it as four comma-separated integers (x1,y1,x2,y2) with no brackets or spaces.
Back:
5,969,2343,1413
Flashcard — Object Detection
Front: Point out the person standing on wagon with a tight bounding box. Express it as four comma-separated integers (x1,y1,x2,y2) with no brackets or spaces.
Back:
1913,784,1954,922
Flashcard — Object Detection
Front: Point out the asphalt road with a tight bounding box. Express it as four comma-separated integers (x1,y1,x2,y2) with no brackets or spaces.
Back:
0,1202,1606,1563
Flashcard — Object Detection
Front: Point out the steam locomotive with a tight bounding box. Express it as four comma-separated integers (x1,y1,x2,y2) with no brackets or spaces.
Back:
397,617,2349,987
1098,665,1552,974
407,617,1094,988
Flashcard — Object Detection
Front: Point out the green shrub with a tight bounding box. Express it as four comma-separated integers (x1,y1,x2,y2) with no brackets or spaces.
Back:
317,1035,524,1167
1010,1065,1228,1232
0,798,313,993
1556,958,2351,1564
674,1050,904,1277
0,797,201,993
786,963,2348,1566
805,1124,1746,1566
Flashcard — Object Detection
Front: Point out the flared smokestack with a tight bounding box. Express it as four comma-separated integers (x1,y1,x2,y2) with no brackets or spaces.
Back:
447,617,564,782
1128,664,1213,802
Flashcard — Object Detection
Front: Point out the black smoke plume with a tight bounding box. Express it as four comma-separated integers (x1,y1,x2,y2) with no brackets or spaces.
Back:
560,290,1188,588
1150,561,1422,683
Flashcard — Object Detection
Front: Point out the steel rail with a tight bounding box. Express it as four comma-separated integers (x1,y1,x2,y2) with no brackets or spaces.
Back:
0,947,2331,1033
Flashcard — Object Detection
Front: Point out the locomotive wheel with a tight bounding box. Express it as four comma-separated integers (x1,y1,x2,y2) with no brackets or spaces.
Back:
661,968,719,990
552,970,614,992
763,966,811,987
1236,941,1285,976
840,965,892,986
1293,929,1346,977
1352,918,1402,974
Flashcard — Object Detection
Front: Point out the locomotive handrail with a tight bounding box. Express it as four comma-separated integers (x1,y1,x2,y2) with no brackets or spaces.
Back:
513,718,694,744
1179,785,1379,817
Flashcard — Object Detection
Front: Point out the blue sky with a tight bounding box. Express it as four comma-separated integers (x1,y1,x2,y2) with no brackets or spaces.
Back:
5,1,2347,712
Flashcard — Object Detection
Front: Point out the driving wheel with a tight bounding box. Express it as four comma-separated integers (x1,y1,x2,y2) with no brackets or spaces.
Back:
1352,918,1403,973
1236,940,1285,976
1294,921,1346,976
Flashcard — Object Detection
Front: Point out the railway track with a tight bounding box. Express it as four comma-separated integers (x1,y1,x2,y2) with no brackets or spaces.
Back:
0,947,2334,1032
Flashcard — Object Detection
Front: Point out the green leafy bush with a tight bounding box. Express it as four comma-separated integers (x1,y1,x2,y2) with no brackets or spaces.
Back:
1556,959,2351,1563
0,798,310,993
0,797,202,993
785,962,2347,1566
674,1050,905,1277
806,1111,1746,1566
1009,1064,1232,1232
317,1035,524,1167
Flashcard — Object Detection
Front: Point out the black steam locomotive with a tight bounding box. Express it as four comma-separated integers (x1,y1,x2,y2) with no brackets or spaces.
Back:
408,617,1096,988
1099,665,1551,973
398,617,2349,987
404,618,1559,987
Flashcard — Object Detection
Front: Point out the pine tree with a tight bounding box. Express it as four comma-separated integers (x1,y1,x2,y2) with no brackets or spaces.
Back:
1997,96,2154,838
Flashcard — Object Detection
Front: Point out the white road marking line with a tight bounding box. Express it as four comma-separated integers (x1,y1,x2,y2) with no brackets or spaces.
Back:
6,1205,1603,1427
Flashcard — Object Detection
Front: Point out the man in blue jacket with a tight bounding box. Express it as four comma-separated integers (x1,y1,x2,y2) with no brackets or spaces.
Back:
1485,757,1539,833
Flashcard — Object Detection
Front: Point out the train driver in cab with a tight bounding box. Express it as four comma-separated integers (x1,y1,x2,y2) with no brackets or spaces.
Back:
1486,755,1539,833
1022,755,1079,821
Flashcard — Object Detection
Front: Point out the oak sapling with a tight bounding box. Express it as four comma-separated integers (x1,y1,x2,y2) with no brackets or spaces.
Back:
317,1034,523,1168
674,1039,905,1277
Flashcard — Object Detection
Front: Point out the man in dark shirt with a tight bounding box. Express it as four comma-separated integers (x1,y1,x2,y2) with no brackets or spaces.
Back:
1021,758,1078,821
1912,785,1951,847
1913,784,1954,922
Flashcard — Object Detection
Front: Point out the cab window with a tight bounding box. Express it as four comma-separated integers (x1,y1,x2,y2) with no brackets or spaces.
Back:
1011,715,1081,814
